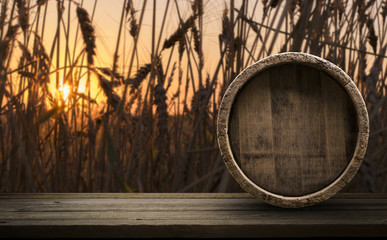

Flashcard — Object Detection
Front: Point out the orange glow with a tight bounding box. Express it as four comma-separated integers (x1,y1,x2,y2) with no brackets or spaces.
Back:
59,83,70,102
48,77,71,106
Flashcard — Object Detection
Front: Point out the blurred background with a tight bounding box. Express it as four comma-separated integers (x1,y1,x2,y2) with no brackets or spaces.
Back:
0,0,386,193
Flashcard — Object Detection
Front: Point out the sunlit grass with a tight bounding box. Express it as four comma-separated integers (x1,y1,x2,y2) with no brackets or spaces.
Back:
0,0,386,193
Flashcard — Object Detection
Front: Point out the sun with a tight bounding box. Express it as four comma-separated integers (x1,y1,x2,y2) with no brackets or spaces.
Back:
47,78,72,107
59,83,70,102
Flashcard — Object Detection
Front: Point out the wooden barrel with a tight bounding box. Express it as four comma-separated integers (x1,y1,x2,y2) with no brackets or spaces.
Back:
217,52,369,208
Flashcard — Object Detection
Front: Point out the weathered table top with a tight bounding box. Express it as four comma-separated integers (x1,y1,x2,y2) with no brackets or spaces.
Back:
0,193,386,238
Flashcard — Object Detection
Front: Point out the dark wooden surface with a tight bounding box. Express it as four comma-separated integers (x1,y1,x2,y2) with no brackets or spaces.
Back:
229,63,358,197
0,193,386,238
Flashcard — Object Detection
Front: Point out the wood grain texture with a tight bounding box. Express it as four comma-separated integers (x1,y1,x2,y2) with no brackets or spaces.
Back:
0,193,386,238
228,63,358,197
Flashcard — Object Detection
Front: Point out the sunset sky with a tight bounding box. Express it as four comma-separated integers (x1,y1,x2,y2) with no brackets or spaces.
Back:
9,0,379,111
25,0,267,111
41,1,225,69
38,0,269,72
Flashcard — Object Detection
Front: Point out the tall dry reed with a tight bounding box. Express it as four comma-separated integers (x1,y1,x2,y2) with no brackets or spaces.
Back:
0,0,386,193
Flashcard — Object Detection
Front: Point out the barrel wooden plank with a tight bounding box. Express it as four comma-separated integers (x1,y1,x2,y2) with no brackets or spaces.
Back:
321,71,348,181
0,193,386,238
270,64,304,195
232,70,277,188
297,66,328,193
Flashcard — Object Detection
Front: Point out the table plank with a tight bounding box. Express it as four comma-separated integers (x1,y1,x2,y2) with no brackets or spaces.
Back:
0,193,386,238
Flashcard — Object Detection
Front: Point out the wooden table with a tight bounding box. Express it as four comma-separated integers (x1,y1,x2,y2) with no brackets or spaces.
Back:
0,193,386,238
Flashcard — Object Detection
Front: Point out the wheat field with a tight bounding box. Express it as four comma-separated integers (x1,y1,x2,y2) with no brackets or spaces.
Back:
0,0,386,193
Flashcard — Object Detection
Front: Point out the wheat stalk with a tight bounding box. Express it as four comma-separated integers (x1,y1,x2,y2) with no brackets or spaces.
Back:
76,7,96,65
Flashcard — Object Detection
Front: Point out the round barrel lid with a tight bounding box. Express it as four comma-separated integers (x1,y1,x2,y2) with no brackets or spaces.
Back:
217,52,369,208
